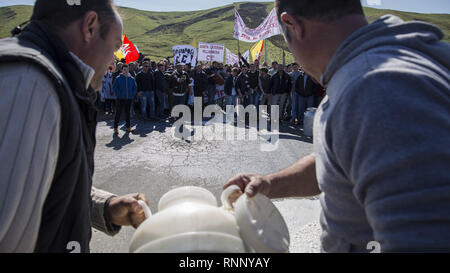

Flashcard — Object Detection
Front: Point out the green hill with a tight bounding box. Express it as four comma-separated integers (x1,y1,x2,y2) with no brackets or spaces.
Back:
0,2,449,64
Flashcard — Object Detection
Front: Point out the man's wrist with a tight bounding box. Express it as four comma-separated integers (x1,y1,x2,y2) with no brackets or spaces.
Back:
104,196,121,232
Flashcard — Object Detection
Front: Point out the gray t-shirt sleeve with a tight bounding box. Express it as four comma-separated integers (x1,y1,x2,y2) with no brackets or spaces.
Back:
328,70,450,252
0,62,61,253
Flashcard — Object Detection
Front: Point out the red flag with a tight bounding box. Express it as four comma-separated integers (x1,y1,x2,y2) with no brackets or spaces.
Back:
122,35,140,64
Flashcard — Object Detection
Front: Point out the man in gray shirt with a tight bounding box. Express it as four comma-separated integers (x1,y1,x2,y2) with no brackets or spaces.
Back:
224,0,450,252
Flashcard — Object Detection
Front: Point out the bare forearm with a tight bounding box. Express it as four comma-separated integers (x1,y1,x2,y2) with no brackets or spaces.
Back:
266,154,320,199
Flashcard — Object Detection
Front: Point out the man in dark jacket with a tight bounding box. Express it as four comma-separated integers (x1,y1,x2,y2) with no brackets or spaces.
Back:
237,65,251,107
248,63,260,108
135,60,155,120
224,67,242,122
193,64,208,105
0,0,148,253
205,62,218,105
154,62,167,119
172,64,191,108
259,67,272,111
271,64,292,121
294,71,321,125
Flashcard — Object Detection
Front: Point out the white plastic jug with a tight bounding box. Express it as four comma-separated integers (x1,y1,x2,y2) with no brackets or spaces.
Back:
129,186,290,253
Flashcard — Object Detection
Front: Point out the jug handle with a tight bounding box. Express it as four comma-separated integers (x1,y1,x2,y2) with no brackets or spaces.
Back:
138,200,152,219
221,185,243,210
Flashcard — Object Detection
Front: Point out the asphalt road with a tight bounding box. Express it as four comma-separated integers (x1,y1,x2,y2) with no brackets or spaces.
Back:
90,112,322,253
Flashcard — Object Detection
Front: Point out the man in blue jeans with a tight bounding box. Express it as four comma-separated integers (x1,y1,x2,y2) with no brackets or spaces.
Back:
136,60,155,120
113,64,138,134
154,62,167,119
295,72,320,126
289,63,303,124
224,68,242,122
205,62,218,105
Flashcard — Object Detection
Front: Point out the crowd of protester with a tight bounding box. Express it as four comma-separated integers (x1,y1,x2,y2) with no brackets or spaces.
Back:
97,54,326,134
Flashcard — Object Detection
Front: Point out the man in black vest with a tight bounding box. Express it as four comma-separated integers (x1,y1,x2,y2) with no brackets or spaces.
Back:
0,0,148,252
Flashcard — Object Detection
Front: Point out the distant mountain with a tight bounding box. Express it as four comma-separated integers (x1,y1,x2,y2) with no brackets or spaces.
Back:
0,2,449,63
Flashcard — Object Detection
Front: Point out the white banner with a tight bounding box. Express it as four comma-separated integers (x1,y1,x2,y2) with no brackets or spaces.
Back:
234,8,282,42
198,43,225,63
172,45,197,66
226,49,250,65
226,48,240,65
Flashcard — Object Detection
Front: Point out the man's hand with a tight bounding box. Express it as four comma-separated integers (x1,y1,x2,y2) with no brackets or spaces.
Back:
106,193,149,229
223,174,272,198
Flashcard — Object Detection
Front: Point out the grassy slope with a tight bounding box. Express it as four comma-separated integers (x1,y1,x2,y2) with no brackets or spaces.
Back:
0,3,448,63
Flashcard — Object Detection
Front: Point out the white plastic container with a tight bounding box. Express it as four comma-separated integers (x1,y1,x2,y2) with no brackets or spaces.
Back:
129,186,290,253
303,107,317,137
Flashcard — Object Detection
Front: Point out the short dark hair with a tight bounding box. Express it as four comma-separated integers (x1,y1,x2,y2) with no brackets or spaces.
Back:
232,67,240,73
275,0,364,22
122,64,129,68
143,57,151,63
31,0,117,39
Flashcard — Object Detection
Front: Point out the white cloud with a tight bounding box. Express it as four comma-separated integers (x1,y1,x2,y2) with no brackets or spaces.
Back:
367,0,382,6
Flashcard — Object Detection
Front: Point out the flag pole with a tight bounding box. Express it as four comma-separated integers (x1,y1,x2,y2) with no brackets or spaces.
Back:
264,39,267,64
237,39,240,54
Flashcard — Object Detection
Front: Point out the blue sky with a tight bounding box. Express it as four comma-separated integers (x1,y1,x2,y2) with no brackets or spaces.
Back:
0,0,449,14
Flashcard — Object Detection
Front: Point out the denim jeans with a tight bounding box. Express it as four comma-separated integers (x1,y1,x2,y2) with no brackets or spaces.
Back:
207,84,216,105
156,90,165,117
272,93,287,120
140,91,155,119
226,95,238,121
291,92,300,120
249,92,260,110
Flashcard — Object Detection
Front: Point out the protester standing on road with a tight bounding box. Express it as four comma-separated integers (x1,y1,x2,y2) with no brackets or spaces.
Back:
154,62,167,119
289,63,303,124
113,64,138,133
248,63,260,109
270,64,291,121
102,63,116,115
224,67,243,122
259,67,273,116
224,0,450,253
205,62,218,105
136,60,156,120
172,64,191,109
193,64,208,107
0,0,148,253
